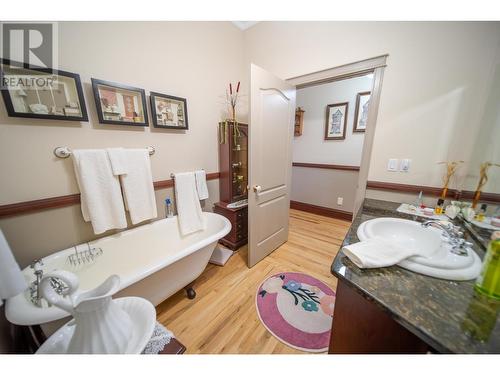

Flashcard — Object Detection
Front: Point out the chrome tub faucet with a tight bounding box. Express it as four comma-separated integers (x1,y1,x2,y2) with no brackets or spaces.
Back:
29,259,44,307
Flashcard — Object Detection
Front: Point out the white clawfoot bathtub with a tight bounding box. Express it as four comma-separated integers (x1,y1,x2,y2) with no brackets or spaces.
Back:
6,212,231,330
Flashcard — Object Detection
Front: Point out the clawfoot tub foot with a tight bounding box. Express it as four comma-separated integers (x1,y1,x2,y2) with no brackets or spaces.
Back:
184,284,196,299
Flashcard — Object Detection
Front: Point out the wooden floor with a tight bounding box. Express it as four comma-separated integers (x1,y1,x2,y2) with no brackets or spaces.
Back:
156,209,351,354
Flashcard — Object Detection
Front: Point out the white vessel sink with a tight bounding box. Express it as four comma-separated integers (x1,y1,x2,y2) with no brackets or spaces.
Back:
356,218,482,281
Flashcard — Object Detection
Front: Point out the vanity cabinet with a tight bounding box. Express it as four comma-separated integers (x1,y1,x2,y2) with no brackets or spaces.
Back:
214,121,248,250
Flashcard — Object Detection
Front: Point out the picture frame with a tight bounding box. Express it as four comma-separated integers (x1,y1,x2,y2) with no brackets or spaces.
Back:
325,102,348,140
91,78,148,126
0,58,88,122
353,91,371,133
150,92,188,130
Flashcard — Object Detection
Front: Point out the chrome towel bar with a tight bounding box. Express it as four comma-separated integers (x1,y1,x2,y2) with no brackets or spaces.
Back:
170,169,205,179
53,146,155,159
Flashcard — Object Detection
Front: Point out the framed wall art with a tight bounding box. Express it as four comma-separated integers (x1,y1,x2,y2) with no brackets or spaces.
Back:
325,102,348,140
91,78,148,126
150,92,188,130
353,91,371,133
0,58,88,121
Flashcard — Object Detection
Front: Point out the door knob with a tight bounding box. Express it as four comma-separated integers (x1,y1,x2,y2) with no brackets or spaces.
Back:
253,185,262,194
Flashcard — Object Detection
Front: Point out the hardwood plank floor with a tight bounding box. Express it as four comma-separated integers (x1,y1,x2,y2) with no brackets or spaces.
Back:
156,209,351,354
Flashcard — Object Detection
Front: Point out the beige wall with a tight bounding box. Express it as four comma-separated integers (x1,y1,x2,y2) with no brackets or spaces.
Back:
244,22,500,200
463,48,500,194
291,167,358,212
294,75,371,165
0,22,244,267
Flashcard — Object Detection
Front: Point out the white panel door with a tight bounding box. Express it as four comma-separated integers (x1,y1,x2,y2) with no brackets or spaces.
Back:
248,64,296,267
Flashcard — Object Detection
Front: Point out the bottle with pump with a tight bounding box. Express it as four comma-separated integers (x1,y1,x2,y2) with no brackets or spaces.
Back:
165,198,173,218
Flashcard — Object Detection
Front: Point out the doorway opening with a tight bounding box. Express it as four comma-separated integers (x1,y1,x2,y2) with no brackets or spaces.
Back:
290,72,374,221
288,55,388,219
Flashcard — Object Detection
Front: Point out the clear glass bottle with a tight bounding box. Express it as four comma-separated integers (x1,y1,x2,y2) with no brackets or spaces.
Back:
475,232,500,300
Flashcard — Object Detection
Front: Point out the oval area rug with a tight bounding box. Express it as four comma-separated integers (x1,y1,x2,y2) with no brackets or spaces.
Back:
256,272,336,352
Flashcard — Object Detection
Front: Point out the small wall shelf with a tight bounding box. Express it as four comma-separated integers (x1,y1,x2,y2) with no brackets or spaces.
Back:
294,107,305,136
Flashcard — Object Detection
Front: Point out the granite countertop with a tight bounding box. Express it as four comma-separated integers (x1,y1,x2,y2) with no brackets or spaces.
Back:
331,198,500,354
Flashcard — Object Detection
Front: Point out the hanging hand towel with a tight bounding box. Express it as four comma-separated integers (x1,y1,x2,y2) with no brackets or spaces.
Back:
118,149,158,225
194,170,209,200
106,148,129,176
72,150,127,234
342,237,417,269
174,172,205,236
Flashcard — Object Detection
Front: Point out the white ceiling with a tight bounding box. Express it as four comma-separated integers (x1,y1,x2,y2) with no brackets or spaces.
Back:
231,21,259,31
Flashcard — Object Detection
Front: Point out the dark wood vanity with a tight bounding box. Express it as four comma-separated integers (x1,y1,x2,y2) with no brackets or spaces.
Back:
329,198,499,354
213,121,248,250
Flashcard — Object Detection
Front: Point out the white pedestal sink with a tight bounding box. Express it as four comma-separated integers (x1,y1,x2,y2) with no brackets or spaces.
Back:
356,218,482,281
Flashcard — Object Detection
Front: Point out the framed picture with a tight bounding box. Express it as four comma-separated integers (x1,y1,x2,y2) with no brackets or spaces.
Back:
353,91,371,133
91,78,148,126
0,58,88,121
150,92,188,129
325,102,348,140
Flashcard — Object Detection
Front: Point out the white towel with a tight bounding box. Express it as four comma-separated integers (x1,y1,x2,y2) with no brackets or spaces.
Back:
72,149,127,234
118,149,158,225
174,172,205,236
0,230,27,306
194,170,209,200
342,238,417,269
106,148,129,175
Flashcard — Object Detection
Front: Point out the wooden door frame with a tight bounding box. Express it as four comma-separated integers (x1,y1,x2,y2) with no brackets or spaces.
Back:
286,55,388,219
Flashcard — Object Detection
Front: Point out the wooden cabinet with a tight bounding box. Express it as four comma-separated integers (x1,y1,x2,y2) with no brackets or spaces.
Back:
218,121,248,203
213,202,248,250
329,280,429,353
215,121,248,250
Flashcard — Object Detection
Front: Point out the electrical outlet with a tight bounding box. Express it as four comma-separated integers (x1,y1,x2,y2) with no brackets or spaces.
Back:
387,158,399,172
400,159,411,172
337,197,343,206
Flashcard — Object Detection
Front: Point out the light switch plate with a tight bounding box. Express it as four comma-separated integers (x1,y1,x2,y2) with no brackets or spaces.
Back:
400,159,411,172
387,158,399,172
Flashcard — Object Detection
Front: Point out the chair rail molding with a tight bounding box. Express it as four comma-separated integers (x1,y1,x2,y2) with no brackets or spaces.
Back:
292,162,360,171
0,172,220,218
366,180,500,203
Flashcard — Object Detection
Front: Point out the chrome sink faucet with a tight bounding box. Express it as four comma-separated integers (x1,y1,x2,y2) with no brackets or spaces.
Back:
421,220,472,256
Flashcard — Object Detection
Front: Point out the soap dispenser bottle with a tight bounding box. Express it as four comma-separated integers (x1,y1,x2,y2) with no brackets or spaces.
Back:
165,198,174,218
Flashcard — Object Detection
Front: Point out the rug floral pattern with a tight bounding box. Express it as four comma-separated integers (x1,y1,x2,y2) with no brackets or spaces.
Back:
256,272,336,352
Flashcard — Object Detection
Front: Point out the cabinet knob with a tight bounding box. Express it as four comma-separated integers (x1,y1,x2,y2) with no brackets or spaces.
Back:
253,185,262,195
